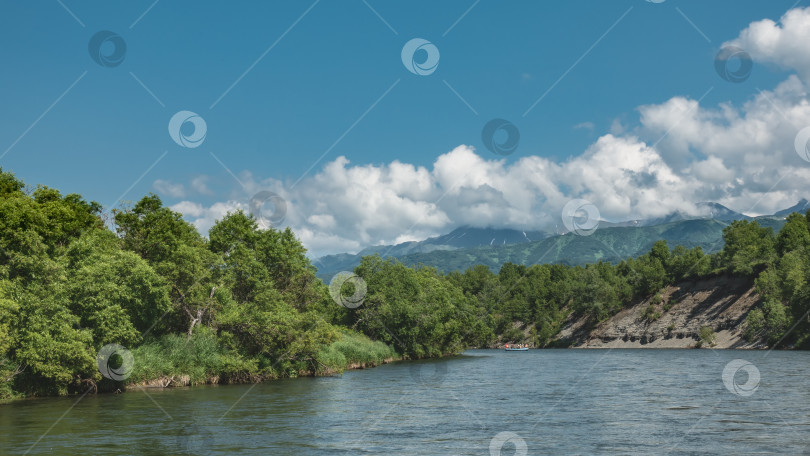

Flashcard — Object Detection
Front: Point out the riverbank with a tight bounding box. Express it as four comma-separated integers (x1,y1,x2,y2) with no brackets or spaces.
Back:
554,276,769,349
0,331,401,404
121,330,400,391
130,356,401,390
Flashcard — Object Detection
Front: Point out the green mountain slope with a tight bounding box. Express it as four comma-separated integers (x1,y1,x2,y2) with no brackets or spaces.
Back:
316,217,787,279
313,226,549,279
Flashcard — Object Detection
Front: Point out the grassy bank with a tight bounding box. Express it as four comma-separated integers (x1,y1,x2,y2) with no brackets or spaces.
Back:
316,331,400,373
123,329,398,390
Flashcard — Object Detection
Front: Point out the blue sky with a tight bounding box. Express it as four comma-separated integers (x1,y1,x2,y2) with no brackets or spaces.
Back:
1,1,809,256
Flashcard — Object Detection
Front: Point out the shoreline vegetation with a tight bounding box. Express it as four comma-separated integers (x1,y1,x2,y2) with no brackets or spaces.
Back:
127,331,401,390
2,168,810,403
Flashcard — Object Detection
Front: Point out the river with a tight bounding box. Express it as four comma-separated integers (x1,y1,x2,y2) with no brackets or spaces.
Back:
2,349,809,455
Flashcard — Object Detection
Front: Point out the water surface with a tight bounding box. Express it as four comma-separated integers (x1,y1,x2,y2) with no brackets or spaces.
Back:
2,349,809,455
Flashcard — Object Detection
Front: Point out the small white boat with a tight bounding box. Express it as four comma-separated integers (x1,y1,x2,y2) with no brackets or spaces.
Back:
504,346,529,351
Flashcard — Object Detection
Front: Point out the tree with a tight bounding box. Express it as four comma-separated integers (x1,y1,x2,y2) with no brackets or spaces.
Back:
0,168,24,196
32,186,102,251
0,280,21,399
721,220,775,275
11,287,96,395
571,263,625,321
775,212,810,256
667,246,709,281
114,195,221,335
626,252,668,298
745,299,791,345
210,211,326,313
209,211,340,369
64,230,172,345
353,256,486,358
0,190,61,283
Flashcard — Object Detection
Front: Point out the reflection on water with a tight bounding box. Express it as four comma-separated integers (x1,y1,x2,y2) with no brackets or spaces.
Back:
2,349,809,455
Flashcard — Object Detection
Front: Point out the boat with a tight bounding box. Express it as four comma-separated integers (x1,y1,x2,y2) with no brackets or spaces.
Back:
504,345,529,351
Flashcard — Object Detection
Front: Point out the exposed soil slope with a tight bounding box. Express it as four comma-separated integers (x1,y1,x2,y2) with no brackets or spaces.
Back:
555,276,765,348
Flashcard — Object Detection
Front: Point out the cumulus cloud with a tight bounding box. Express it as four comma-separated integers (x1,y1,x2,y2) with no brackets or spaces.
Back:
170,138,708,256
639,75,810,212
169,7,810,257
726,7,810,83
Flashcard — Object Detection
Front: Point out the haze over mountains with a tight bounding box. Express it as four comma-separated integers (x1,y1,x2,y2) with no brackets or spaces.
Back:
313,200,802,281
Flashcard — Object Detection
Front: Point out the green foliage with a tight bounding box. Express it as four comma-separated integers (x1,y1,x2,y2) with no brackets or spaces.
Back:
114,195,221,335
209,211,323,312
570,262,627,321
12,290,96,395
218,297,338,361
501,326,524,343
698,326,716,347
744,308,765,342
0,172,362,400
64,230,172,346
667,245,711,281
775,213,810,256
625,249,669,298
721,220,776,275
744,299,791,345
642,304,661,322
129,329,256,385
749,221,810,346
316,331,398,373
352,256,491,358
0,168,24,196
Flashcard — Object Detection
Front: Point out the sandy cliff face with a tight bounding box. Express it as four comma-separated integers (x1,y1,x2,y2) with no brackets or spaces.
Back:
555,276,765,349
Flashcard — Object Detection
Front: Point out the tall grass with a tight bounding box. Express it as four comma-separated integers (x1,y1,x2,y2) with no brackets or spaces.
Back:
129,329,396,385
129,328,256,386
317,331,397,374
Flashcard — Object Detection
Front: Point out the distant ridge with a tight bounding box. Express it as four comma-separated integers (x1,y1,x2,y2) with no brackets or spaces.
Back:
773,198,810,218
314,226,549,279
603,202,749,228
355,226,550,258
314,200,808,280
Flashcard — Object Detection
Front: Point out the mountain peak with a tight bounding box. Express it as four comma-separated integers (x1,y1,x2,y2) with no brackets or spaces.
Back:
772,199,810,218
615,202,748,227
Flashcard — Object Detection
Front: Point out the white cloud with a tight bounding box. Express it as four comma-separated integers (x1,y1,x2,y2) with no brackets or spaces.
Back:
638,75,810,214
170,200,243,236
171,200,204,217
691,156,735,184
153,179,185,198
153,176,215,199
173,139,703,256
167,7,810,257
726,7,810,83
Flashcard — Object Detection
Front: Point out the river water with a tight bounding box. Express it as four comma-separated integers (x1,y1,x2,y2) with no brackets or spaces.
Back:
2,349,809,455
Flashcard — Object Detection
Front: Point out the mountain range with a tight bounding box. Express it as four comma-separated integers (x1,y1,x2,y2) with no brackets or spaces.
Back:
313,201,803,281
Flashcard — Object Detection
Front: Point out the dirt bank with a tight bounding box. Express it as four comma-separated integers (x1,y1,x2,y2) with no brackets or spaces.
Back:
555,276,766,349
